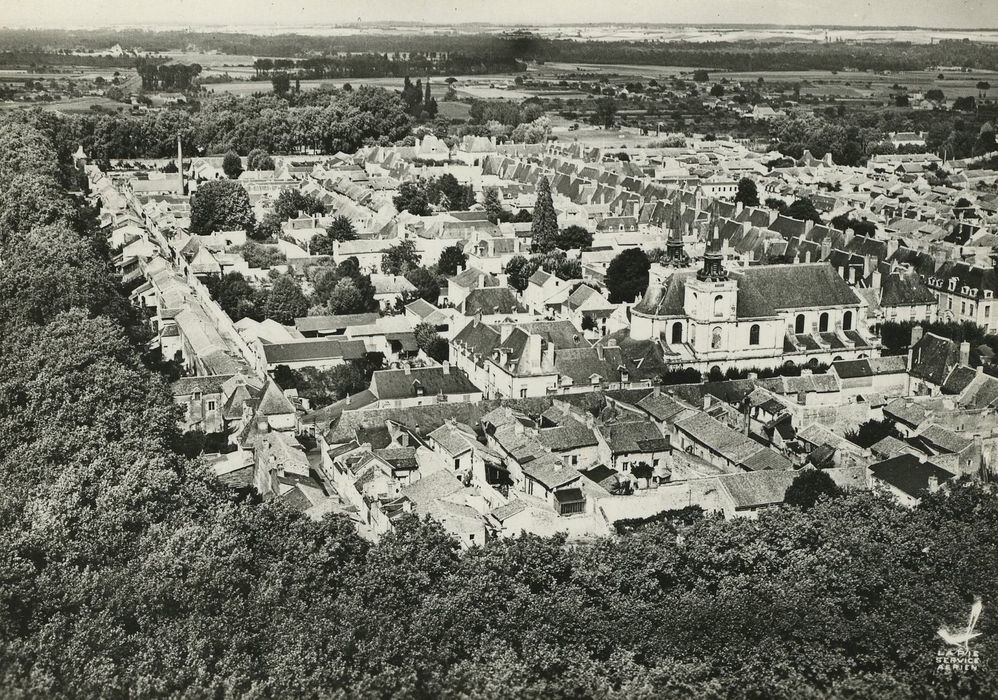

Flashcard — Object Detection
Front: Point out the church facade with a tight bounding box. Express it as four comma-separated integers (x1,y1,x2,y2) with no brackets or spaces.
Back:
631,231,879,372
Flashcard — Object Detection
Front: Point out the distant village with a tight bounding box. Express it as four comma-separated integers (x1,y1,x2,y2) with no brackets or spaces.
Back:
86,129,998,545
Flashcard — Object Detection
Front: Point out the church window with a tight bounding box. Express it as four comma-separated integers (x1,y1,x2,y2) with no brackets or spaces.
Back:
843,310,853,331
711,326,722,350
749,324,760,346
795,314,805,334
671,322,683,344
819,312,829,333
713,294,724,317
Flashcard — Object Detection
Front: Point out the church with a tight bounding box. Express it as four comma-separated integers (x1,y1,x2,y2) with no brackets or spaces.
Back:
631,229,879,372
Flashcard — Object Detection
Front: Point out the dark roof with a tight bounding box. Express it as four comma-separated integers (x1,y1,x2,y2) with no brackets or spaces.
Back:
599,420,669,454
942,366,978,395
553,487,585,504
910,333,960,386
294,313,379,333
171,374,234,396
870,454,954,498
370,366,481,400
717,469,797,509
733,263,860,310
880,270,937,308
263,339,367,364
463,287,526,315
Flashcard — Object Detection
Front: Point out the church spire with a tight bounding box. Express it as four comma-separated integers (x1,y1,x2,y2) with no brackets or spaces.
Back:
667,202,688,266
697,226,727,282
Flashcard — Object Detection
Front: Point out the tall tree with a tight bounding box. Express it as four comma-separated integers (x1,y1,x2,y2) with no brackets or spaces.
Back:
272,71,291,96
263,274,309,325
482,187,505,224
381,240,421,275
735,178,760,207
222,150,243,179
530,176,559,253
393,181,431,216
437,245,467,276
190,180,255,234
606,248,651,303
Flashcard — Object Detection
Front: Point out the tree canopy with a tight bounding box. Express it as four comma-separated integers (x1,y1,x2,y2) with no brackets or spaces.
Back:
190,179,255,234
606,248,651,303
530,176,559,253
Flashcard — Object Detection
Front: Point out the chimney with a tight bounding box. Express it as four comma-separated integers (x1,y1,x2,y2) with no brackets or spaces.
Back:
871,269,882,289
403,363,411,375
804,250,812,263
849,266,857,284
844,228,854,245
456,264,464,274
927,474,940,494
801,369,813,376
910,324,924,346
542,341,555,371
442,361,450,374
523,333,543,372
959,340,971,366
820,238,831,260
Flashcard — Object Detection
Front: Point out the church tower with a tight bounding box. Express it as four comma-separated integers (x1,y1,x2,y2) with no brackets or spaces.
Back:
684,227,739,355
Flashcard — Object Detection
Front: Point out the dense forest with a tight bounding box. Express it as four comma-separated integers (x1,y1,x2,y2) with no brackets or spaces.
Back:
0,108,997,697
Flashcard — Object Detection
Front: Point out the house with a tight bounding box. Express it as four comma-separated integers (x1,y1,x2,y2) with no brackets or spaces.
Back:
257,337,367,373
594,420,671,484
370,274,417,310
171,374,233,434
869,453,955,507
367,363,483,409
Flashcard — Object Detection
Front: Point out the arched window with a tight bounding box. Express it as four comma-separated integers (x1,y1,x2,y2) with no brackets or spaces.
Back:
671,321,683,344
819,312,829,333
749,324,760,346
711,326,722,350
795,314,805,334
843,310,853,331
713,294,724,317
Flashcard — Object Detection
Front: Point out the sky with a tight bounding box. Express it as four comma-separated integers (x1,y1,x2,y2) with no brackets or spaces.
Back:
0,0,994,30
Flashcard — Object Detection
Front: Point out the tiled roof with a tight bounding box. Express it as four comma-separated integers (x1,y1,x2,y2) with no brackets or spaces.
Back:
598,420,669,454
676,411,763,465
717,469,797,509
463,287,526,315
733,263,860,310
910,332,959,386
263,339,367,364
294,313,379,333
371,366,480,400
171,374,234,396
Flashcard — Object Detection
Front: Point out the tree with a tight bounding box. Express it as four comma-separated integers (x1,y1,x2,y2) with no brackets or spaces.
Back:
381,240,420,275
847,418,902,448
977,80,991,98
437,245,467,276
693,69,710,82
0,223,117,327
482,187,506,224
427,174,472,211
312,216,357,255
401,267,440,305
606,248,650,304
393,181,430,216
272,71,291,96
765,197,787,213
222,150,243,179
709,84,725,97
734,178,760,208
206,271,264,321
784,198,823,224
233,241,286,269
530,176,559,253
274,363,368,408
190,180,255,234
274,189,326,222
556,225,593,250
784,468,843,510
247,148,274,170
925,88,945,104
593,97,618,128
414,322,448,362
263,274,309,325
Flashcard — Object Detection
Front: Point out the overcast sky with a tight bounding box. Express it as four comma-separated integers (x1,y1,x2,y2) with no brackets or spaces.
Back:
2,0,994,30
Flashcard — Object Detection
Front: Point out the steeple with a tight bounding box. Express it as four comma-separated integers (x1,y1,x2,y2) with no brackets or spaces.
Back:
697,226,727,282
667,202,688,266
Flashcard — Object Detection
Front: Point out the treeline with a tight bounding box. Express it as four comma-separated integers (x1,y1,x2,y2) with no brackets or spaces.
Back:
0,50,139,68
9,27,998,71
69,88,413,161
136,59,202,91
251,52,523,80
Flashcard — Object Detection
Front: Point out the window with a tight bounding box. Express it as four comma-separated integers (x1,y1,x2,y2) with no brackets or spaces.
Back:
818,312,829,333
711,326,722,350
671,321,683,344
795,314,805,334
519,388,527,398
571,455,579,466
962,301,967,315
206,400,216,411
843,310,853,331
713,294,725,317
749,324,760,346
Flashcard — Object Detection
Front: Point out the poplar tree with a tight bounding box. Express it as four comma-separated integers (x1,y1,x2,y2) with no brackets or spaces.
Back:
530,176,558,252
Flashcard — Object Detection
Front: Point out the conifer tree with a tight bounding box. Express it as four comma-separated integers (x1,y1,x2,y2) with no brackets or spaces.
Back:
530,176,559,252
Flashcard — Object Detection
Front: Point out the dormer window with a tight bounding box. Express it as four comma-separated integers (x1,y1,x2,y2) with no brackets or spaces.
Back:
962,286,970,295
986,290,994,299
949,279,957,291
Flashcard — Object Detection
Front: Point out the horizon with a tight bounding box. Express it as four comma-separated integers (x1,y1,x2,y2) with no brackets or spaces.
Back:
2,0,993,33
